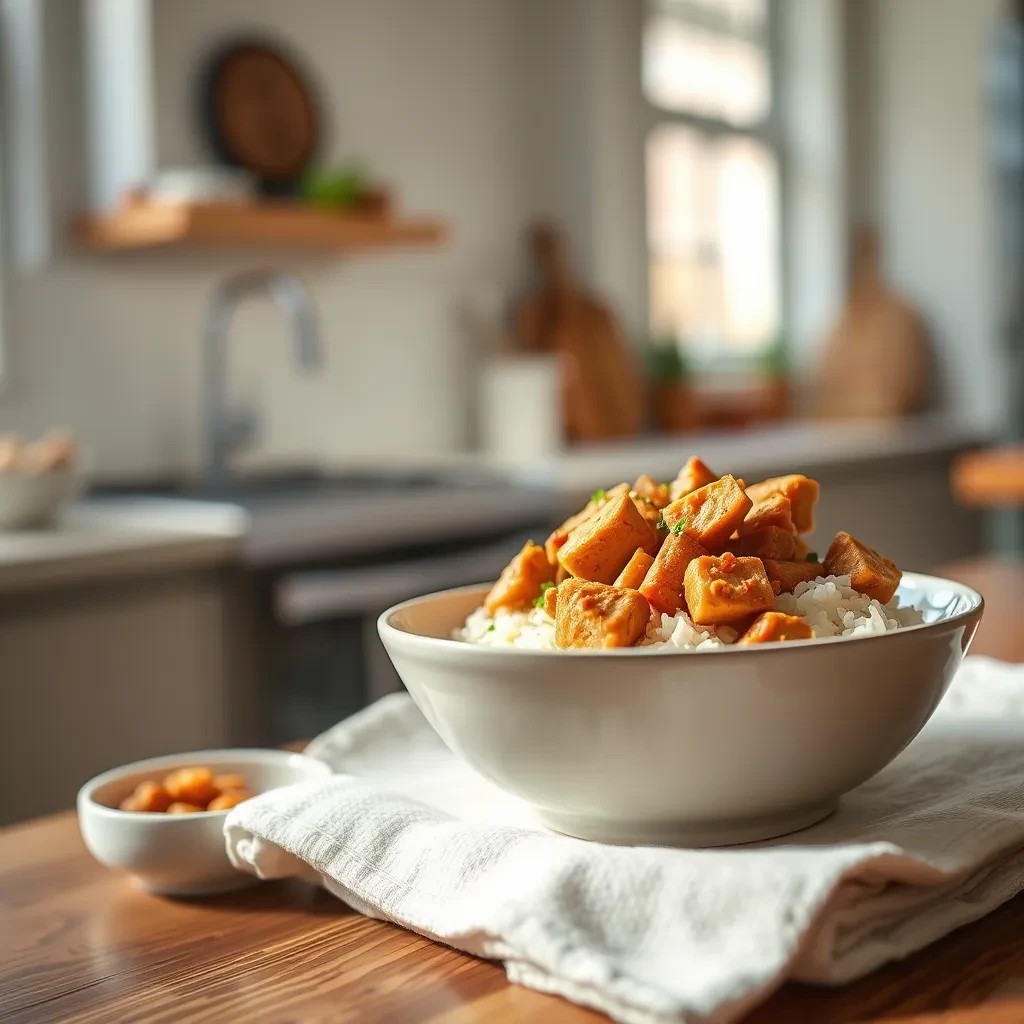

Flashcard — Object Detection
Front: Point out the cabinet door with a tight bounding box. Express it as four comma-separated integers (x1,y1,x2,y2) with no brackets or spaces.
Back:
0,573,229,825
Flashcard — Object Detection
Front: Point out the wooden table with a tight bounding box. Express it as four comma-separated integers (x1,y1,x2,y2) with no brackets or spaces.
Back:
3,562,1023,1024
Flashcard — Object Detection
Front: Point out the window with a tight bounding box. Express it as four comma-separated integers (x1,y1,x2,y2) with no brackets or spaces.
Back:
643,0,781,362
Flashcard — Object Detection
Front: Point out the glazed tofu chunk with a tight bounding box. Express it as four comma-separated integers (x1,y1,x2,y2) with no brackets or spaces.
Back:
738,612,814,645
633,474,672,510
639,532,708,615
736,492,795,536
484,542,555,615
543,483,631,565
662,475,752,552
762,558,823,596
555,578,651,649
823,531,902,603
683,553,775,625
745,475,820,534
669,457,718,501
557,494,659,583
731,525,798,560
614,547,655,590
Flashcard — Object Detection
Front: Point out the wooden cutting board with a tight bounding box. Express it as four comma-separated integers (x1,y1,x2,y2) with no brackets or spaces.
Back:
818,229,932,417
513,223,644,441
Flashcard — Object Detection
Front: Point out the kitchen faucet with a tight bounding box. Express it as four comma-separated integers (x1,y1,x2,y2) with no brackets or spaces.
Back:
202,270,322,484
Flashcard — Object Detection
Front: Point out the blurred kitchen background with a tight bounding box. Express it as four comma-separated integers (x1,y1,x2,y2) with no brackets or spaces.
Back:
0,0,1021,823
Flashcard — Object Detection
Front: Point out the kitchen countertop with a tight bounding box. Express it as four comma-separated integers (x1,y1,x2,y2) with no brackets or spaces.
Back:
498,414,991,495
2,564,1022,1024
0,503,245,595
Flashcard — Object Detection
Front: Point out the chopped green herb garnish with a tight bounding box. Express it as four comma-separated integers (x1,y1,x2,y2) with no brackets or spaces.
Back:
661,481,672,490
657,512,687,534
806,551,819,563
591,488,606,503
533,581,556,608
487,623,496,632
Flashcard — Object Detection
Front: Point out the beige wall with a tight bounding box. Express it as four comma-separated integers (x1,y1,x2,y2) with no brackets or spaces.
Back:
848,0,1005,426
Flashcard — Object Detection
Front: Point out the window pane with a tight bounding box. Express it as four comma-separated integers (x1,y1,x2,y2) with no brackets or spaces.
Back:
653,0,767,36
643,14,770,125
646,126,779,354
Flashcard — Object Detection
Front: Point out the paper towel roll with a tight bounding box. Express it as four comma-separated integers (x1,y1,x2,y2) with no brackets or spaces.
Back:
479,355,562,462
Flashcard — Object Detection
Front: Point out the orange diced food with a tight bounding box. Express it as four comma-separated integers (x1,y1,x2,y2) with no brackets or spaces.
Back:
762,558,823,595
793,536,810,561
738,612,814,645
484,541,555,615
745,475,820,534
163,767,219,808
119,780,172,813
544,483,631,564
614,547,655,590
633,474,671,510
557,494,659,583
554,578,651,649
542,583,558,617
166,802,205,814
212,774,247,792
683,553,775,625
662,475,752,552
208,789,252,811
823,531,902,603
731,525,798,560
736,492,795,536
669,457,718,500
639,532,708,615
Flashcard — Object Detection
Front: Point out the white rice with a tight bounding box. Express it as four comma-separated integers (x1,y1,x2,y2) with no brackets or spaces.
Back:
454,574,924,651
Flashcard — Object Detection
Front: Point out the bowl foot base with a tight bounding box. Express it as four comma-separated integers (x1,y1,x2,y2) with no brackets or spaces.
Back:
537,800,837,848
133,874,260,898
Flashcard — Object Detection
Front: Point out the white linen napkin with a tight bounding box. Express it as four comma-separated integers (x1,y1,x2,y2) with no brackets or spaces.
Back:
225,656,1024,1024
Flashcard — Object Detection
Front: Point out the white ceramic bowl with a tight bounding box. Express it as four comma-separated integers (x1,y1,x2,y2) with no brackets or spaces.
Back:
78,748,330,896
379,573,983,847
0,467,80,529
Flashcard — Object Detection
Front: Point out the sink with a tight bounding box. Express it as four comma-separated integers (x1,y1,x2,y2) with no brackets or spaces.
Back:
88,467,501,508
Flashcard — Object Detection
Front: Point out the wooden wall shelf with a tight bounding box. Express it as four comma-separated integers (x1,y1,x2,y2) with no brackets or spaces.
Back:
75,201,449,253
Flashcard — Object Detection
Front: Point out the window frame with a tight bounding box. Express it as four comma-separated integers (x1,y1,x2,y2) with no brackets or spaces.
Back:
640,0,788,357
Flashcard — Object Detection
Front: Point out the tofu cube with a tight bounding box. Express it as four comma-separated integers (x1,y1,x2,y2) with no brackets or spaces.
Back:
542,582,558,617
737,492,795,536
662,475,752,552
544,482,630,564
683,553,775,625
762,558,824,596
484,542,555,615
555,578,651,649
731,525,798,560
639,532,708,615
557,494,659,583
745,475,820,534
669,457,718,500
738,612,814,645
633,474,671,509
614,547,655,590
823,531,902,603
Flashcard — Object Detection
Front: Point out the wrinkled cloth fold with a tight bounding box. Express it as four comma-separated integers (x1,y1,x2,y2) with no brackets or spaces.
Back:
225,656,1024,1024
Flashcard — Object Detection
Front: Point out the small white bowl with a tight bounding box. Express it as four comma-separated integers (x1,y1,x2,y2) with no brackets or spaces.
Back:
379,573,984,847
0,467,80,529
78,748,330,896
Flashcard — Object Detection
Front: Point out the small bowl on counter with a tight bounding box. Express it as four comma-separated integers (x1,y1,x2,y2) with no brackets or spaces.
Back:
78,748,330,896
0,430,81,529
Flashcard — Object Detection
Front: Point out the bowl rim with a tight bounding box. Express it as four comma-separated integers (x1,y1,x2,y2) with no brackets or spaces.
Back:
78,747,330,819
378,571,984,659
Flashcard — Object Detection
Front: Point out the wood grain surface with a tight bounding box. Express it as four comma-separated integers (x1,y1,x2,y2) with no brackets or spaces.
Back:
2,560,1022,1024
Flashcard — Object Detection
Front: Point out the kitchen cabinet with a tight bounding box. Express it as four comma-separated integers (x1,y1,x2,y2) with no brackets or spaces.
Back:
0,566,258,825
